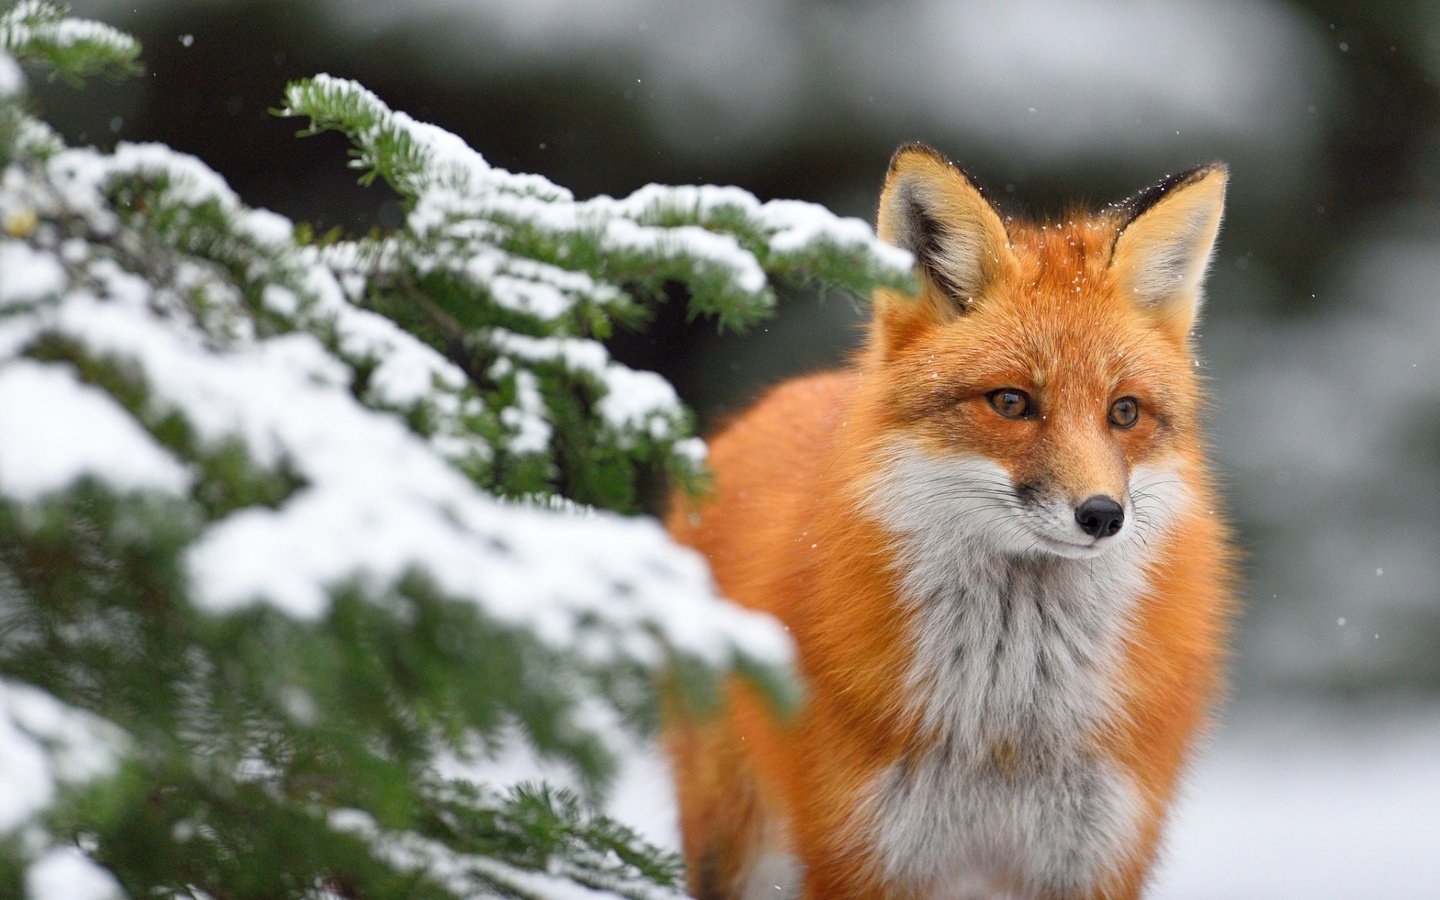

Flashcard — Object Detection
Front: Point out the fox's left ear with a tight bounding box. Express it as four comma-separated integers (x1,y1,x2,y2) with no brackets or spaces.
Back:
872,143,1018,355
1109,163,1227,342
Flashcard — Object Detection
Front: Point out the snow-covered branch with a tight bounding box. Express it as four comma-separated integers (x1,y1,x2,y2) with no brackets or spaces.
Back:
0,6,911,895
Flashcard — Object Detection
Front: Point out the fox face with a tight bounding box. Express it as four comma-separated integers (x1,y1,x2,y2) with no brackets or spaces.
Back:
863,145,1226,561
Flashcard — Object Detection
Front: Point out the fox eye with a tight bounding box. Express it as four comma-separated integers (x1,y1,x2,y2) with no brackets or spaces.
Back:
987,389,1034,420
1109,396,1140,428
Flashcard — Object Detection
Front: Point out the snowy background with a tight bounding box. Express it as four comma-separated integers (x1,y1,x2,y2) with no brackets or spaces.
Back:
47,0,1440,895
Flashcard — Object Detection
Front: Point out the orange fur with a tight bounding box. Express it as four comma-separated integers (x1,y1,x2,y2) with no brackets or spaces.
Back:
665,145,1235,899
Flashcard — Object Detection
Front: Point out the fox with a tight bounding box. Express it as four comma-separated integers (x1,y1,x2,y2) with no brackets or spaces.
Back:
663,143,1235,899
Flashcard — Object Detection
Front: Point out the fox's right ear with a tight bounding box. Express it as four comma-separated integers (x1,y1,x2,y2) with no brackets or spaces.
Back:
1109,163,1227,342
875,144,1015,351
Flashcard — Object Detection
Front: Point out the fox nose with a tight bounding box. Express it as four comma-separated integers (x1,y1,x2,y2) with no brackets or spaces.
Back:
1075,496,1125,539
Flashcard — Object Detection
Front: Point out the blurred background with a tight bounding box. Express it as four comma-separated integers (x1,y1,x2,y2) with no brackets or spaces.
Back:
47,0,1440,894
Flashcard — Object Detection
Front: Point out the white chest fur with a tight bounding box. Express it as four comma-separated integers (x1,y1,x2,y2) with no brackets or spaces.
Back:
854,446,1184,897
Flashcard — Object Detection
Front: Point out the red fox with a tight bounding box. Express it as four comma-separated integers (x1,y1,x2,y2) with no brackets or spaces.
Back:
665,144,1235,899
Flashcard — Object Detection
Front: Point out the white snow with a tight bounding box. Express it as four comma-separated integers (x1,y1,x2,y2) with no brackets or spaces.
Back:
0,50,22,98
0,358,191,502
488,330,608,375
0,241,66,306
14,115,61,159
595,365,682,436
41,142,288,251
422,232,616,330
764,198,914,272
486,330,685,439
607,183,914,272
284,258,492,463
288,74,569,205
0,104,792,681
1151,700,1440,898
96,142,239,210
41,142,242,238
0,696,54,833
620,219,769,295
0,54,822,894
0,679,128,835
500,368,550,455
1,1,138,65
260,283,299,317
44,15,137,58
417,185,778,302
286,74,907,316
2,680,126,786
367,339,459,405
24,846,125,900
671,437,707,467
85,256,148,308
488,273,572,320
41,150,118,236
238,207,293,247
19,294,787,672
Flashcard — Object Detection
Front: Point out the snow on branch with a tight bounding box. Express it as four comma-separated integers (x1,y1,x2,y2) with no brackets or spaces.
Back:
0,25,812,890
0,11,922,891
0,1,140,84
281,73,914,333
0,679,128,834
0,133,791,703
0,680,128,899
271,75,917,505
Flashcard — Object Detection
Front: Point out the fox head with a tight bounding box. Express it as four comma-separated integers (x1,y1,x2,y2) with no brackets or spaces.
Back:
863,144,1226,560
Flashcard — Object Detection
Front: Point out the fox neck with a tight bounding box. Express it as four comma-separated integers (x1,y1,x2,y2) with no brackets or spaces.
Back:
859,440,1171,754
851,440,1174,892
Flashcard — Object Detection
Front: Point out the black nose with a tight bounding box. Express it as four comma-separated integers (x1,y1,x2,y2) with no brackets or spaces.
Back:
1075,496,1125,539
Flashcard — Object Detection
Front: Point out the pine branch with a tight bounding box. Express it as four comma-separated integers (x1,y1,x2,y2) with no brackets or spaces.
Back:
0,7,932,895
0,1,141,84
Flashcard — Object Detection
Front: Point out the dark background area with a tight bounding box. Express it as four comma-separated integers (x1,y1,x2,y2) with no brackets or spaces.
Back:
47,0,1440,702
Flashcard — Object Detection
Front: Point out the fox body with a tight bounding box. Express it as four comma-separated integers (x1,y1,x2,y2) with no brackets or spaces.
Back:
664,145,1235,899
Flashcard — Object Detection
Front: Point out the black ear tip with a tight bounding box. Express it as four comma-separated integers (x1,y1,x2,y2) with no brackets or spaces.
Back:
888,142,950,174
1191,161,1229,182
886,143,996,206
1118,161,1228,228
1174,160,1227,181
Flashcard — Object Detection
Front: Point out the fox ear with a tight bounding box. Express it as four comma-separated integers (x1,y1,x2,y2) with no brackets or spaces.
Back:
1109,163,1227,341
876,144,1014,321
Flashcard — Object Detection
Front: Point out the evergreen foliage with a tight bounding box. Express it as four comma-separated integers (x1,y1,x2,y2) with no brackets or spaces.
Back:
0,3,913,897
